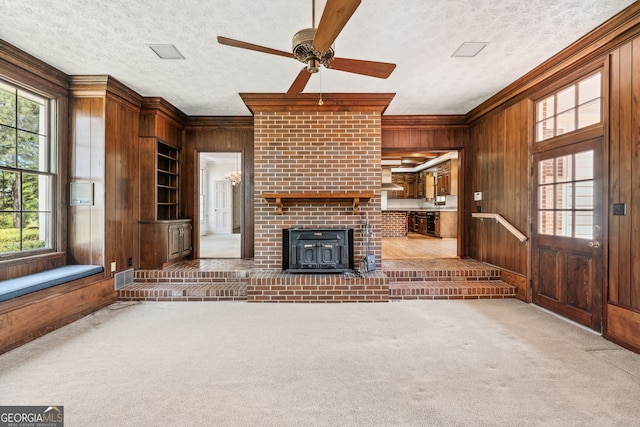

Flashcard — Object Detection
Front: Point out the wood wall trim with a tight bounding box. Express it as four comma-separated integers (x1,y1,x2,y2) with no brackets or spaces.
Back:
0,39,68,95
466,2,640,123
382,115,468,129
184,116,254,130
240,93,395,114
68,75,142,108
141,96,187,125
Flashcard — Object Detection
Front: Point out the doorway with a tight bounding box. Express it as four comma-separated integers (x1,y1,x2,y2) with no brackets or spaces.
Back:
198,152,242,258
381,150,460,260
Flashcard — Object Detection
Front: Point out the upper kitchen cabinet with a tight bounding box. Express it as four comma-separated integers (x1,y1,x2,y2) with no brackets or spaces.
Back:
436,159,458,196
389,172,419,199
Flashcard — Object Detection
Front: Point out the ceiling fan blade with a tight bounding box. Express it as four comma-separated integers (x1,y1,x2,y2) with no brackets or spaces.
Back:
313,0,361,52
329,57,396,79
287,68,313,94
217,36,294,59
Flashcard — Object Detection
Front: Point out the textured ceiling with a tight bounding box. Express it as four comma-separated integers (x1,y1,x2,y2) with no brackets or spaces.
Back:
1,0,635,116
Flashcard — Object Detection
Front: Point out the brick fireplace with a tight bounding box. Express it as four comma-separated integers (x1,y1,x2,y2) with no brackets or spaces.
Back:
241,93,394,302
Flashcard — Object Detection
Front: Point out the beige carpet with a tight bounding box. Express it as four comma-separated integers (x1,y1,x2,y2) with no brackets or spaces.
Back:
199,233,241,258
1,299,640,426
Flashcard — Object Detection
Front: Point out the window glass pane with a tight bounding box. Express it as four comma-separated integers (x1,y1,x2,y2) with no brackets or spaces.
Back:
578,99,601,128
539,211,554,235
579,73,601,104
555,155,572,182
17,93,45,134
22,173,51,213
0,125,16,167
0,170,19,211
537,96,555,120
574,212,594,239
574,150,593,180
556,211,573,237
537,118,555,142
0,212,21,254
575,181,593,209
556,85,576,113
21,212,50,251
556,109,576,136
555,183,573,209
0,84,16,127
539,184,555,209
17,131,42,171
539,159,555,184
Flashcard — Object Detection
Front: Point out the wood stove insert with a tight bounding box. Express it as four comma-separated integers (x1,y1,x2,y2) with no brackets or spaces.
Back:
282,228,354,273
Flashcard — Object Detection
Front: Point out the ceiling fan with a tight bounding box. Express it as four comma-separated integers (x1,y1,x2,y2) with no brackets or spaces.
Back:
217,0,396,95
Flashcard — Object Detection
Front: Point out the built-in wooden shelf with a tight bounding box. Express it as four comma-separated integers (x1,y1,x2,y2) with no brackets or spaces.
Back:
261,192,374,215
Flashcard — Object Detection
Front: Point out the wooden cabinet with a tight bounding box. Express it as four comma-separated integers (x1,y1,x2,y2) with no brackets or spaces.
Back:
438,211,458,238
138,97,191,268
389,172,420,199
435,160,458,196
140,220,192,268
156,142,180,220
425,172,435,199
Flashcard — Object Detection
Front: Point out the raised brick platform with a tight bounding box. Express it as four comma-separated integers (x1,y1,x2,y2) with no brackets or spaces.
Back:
119,267,250,302
248,270,388,303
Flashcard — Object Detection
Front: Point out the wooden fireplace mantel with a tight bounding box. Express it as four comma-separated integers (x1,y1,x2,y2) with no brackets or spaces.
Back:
261,192,374,215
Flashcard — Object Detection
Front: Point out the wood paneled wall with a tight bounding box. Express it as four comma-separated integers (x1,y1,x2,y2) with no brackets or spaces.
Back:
381,116,468,151
184,117,254,258
606,37,640,351
68,76,142,273
465,102,530,278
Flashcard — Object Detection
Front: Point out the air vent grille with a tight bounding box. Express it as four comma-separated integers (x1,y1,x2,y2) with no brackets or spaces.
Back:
114,268,134,290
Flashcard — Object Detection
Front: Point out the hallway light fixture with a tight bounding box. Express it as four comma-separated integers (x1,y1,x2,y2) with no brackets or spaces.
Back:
225,154,242,186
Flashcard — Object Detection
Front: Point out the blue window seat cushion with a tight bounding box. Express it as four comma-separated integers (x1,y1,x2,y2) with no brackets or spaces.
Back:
0,265,104,302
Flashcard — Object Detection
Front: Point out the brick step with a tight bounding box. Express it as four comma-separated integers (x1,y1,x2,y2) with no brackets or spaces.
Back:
118,282,247,302
389,280,516,300
384,267,502,285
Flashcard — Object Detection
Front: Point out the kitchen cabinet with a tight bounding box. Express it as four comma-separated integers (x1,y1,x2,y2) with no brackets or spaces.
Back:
438,211,457,238
389,172,419,199
425,172,435,199
407,211,457,238
435,160,458,196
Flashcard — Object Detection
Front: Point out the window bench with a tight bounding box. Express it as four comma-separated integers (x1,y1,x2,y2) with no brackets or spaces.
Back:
0,265,104,302
0,265,117,354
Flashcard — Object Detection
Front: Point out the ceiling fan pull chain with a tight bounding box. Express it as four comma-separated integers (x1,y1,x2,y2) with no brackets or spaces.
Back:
318,70,324,105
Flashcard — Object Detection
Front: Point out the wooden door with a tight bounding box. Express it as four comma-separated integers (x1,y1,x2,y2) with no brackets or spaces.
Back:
213,180,232,234
532,138,603,331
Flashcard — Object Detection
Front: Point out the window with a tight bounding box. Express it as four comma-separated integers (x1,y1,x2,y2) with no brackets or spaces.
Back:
538,150,594,239
536,72,602,142
0,79,55,256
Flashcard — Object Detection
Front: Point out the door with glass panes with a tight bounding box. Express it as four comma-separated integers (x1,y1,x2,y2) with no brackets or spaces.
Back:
532,139,603,331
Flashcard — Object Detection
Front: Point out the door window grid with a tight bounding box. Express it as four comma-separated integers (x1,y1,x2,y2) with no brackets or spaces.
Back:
536,72,601,142
538,150,594,239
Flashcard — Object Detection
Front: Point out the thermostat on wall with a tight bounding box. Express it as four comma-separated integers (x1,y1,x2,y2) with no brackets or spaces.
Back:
474,192,483,201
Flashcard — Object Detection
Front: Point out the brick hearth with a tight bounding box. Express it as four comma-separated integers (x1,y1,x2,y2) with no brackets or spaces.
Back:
248,271,388,303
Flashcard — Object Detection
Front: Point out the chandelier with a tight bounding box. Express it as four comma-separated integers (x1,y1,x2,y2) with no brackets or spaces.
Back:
225,170,242,186
225,154,242,186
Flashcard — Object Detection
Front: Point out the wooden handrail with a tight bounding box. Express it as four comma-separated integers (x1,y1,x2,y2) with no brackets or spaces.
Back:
472,212,528,243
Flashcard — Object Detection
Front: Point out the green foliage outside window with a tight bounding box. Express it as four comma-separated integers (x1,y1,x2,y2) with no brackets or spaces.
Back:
0,81,52,256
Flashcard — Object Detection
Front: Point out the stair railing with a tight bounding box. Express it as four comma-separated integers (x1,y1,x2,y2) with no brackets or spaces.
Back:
471,212,528,243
